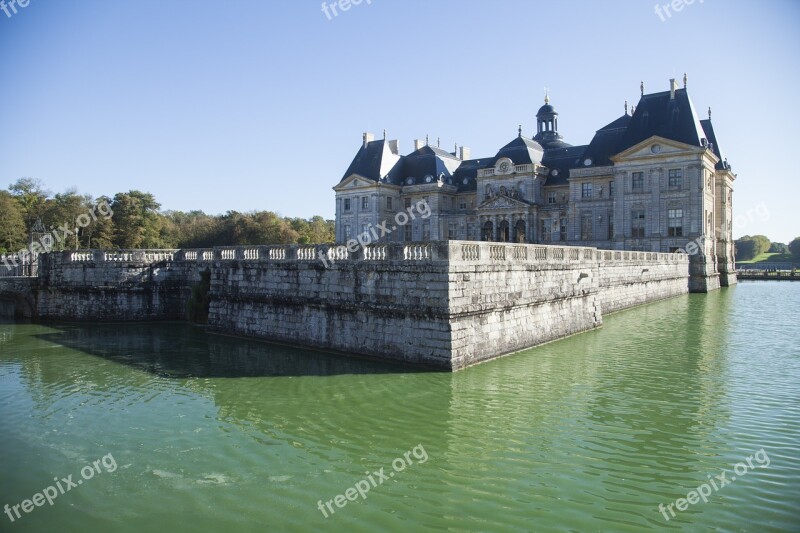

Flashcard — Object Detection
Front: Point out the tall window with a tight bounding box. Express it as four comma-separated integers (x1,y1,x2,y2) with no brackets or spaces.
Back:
345,225,352,239
386,197,393,210
632,172,644,192
448,223,457,240
581,183,593,199
581,213,593,240
560,218,567,241
361,196,369,210
344,198,351,211
668,169,682,189
668,208,683,237
631,209,646,238
609,180,615,196
541,221,552,242
404,224,412,242
422,222,430,241
548,191,557,204
361,223,369,238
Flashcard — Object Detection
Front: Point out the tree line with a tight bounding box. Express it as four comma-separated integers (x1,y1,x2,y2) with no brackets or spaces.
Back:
0,178,334,254
735,234,800,262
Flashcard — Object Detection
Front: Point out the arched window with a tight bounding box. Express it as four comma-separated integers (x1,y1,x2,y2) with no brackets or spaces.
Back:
482,221,494,242
515,220,526,243
499,220,510,242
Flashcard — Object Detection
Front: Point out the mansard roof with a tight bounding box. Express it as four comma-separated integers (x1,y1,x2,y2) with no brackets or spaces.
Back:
340,84,728,192
541,145,588,186
402,144,462,184
618,89,707,152
493,136,544,166
700,119,729,170
583,114,632,166
340,139,404,184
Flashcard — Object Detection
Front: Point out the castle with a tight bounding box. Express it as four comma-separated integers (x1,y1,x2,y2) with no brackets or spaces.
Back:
333,77,736,291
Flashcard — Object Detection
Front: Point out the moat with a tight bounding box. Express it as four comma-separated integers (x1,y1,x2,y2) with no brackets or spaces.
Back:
0,281,797,531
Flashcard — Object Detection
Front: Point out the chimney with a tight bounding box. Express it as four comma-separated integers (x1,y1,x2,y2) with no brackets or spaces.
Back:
363,132,375,148
387,139,399,155
669,78,678,99
414,139,425,150
459,146,471,160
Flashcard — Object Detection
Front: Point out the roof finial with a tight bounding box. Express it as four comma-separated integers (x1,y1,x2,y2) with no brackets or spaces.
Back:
425,134,429,146
631,105,636,114
625,100,628,115
683,73,687,89
518,124,522,137
437,137,440,148
544,87,550,105
383,128,386,139
640,81,644,96
708,106,712,120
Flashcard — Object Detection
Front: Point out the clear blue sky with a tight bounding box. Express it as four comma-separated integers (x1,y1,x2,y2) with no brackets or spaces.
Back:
1,0,798,242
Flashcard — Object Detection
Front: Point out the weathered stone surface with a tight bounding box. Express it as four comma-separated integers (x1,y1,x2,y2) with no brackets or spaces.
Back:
11,243,691,371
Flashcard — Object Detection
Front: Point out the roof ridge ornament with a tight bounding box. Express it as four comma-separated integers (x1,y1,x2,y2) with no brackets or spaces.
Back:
625,100,628,115
683,73,688,89
708,106,712,120
640,81,644,96
544,87,550,105
518,124,522,138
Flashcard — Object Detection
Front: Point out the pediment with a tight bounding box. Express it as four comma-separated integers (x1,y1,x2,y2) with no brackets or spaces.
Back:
479,195,529,210
333,174,377,191
611,136,700,162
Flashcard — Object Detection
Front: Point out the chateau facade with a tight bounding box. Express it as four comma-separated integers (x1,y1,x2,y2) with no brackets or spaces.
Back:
334,78,736,290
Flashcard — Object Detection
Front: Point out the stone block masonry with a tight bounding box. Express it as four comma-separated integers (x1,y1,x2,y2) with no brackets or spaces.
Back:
5,242,692,370
207,242,690,370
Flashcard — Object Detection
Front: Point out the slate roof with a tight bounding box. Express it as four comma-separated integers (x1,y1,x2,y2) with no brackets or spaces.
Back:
583,114,632,166
700,119,728,170
340,86,728,192
618,89,707,152
340,139,404,184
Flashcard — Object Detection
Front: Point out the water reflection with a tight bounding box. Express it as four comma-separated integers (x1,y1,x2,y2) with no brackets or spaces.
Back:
33,323,425,378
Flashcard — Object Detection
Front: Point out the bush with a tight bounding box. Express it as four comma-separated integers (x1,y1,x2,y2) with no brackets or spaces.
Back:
789,237,800,262
735,235,771,261
769,242,789,254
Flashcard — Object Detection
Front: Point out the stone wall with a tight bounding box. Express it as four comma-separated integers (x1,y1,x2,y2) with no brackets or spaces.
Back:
208,244,455,368
15,242,691,370
36,250,206,321
596,249,690,313
207,242,690,370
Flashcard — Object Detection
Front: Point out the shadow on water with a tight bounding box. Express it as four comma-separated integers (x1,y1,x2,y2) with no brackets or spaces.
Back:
33,322,430,378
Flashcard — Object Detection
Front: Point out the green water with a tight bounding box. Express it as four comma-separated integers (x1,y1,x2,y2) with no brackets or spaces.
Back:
1,282,798,532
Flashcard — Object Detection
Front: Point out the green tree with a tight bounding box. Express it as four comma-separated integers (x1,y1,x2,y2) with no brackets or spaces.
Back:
8,177,49,226
82,196,116,249
735,235,771,261
768,242,789,254
110,191,161,249
0,191,27,253
789,237,800,262
41,189,93,250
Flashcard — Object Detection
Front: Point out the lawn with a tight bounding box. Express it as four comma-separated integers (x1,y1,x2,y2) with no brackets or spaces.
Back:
737,252,795,265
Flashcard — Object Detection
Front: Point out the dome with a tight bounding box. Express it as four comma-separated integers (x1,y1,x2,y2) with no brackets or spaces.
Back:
537,103,557,117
